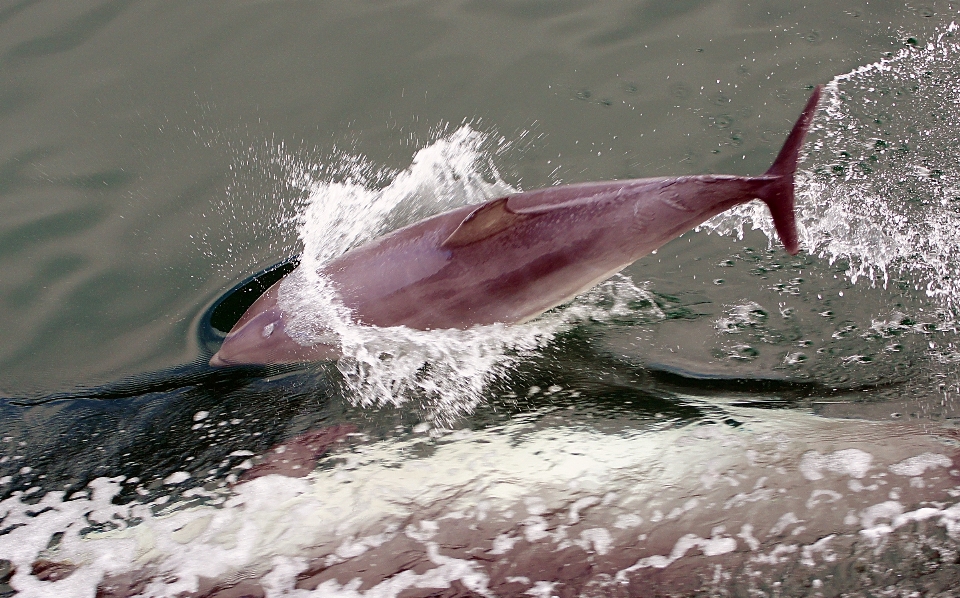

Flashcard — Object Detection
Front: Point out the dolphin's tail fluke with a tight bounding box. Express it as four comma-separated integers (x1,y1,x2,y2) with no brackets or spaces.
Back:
756,85,822,255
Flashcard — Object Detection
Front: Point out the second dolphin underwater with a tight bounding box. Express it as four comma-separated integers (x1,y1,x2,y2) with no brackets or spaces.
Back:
210,86,822,366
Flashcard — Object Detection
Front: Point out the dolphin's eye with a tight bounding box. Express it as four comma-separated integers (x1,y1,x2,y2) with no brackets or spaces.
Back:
262,322,275,338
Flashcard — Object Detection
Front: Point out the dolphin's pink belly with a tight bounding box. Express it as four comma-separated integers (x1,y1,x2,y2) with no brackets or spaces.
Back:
326,225,628,330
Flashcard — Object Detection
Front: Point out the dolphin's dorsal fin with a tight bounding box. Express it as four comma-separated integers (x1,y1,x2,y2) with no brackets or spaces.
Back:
441,197,526,248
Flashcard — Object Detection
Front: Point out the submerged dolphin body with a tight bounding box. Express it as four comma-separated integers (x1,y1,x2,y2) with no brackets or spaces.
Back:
210,87,822,366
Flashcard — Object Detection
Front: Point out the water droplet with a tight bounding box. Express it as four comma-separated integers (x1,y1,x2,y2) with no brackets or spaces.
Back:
784,352,808,365
729,344,759,360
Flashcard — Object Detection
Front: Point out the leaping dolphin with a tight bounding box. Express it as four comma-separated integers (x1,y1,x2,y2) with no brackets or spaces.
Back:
210,86,822,366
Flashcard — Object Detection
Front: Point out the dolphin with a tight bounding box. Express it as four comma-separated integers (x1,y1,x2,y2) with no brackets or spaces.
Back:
210,86,822,366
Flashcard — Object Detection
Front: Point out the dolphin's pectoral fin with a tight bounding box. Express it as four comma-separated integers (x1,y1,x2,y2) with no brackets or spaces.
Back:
441,196,528,248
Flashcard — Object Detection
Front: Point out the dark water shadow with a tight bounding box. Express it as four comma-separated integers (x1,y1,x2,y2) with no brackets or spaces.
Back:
4,0,136,63
0,360,346,504
499,324,905,413
0,257,316,502
0,257,908,505
0,0,39,26
197,255,300,354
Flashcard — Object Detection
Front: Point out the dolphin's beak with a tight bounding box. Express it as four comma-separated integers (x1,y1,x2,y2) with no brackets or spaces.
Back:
207,306,331,366
208,309,283,367
209,351,230,367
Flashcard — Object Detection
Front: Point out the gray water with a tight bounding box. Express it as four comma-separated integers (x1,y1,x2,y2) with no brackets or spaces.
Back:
3,1,960,597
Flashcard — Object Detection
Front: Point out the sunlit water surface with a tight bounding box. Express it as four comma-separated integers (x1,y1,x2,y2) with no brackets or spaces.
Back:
4,5,960,598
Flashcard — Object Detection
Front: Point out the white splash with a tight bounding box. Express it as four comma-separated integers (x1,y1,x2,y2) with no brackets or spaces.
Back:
704,23,960,309
273,126,661,422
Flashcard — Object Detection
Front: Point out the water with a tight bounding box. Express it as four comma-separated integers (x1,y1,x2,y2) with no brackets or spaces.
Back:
3,1,960,596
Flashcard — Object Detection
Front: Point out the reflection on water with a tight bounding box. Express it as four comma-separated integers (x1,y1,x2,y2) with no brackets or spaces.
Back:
4,7,960,598
2,398,960,597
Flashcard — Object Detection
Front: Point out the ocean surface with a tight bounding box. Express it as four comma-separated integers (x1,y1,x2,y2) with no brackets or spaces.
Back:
2,1,960,596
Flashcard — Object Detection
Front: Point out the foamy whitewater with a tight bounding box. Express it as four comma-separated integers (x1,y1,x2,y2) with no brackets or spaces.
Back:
2,409,959,597
6,24,960,598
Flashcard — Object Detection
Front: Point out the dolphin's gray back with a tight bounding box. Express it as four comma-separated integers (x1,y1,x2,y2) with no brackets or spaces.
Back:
323,175,769,330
